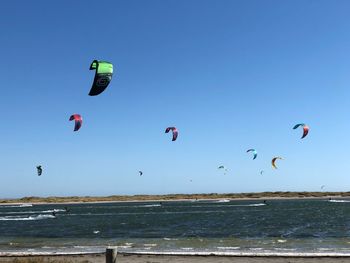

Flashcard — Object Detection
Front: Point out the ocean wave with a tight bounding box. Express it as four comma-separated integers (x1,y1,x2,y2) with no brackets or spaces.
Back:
210,203,266,207
0,204,33,208
329,200,350,203
42,209,66,213
217,246,240,250
140,204,161,207
249,248,263,251
117,245,132,249
68,210,232,216
245,203,266,207
168,203,266,208
0,214,55,221
216,199,230,203
0,209,65,215
277,239,287,243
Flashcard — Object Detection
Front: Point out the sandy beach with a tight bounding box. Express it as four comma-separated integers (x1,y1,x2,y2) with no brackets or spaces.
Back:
2,253,350,263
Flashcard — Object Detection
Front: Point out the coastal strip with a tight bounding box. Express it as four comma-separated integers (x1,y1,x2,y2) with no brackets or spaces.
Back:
3,251,350,263
0,192,349,205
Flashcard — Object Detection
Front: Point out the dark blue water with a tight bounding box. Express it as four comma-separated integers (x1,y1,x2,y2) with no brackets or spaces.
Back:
1,199,350,254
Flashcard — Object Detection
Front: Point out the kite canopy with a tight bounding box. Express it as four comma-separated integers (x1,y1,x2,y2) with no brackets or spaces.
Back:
89,60,113,96
36,166,42,176
69,114,82,131
271,157,283,169
165,127,178,141
246,149,257,160
293,123,309,139
139,171,143,176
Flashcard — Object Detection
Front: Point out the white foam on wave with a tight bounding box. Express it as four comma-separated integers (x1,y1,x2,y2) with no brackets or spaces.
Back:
216,199,230,203
186,203,266,208
141,204,161,207
223,203,266,207
0,204,33,208
0,214,55,221
329,200,350,203
42,209,65,213
77,210,251,216
118,245,132,249
217,246,240,250
0,209,65,215
277,239,287,243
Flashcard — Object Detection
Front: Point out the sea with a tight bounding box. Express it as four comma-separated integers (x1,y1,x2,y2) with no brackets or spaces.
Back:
1,199,350,255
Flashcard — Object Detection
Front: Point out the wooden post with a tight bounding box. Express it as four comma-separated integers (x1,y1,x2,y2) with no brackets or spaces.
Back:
106,247,117,263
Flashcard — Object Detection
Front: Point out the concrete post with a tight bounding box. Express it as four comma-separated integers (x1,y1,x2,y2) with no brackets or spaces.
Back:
106,247,117,263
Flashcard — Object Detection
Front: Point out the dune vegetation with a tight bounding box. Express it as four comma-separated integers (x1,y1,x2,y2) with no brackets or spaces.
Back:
0,192,349,204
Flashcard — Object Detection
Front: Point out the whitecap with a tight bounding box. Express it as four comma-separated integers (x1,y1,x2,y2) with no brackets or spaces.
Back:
42,209,65,213
0,214,55,221
0,204,33,208
248,203,266,207
118,245,132,249
0,209,65,215
216,199,230,203
217,246,240,250
329,200,350,203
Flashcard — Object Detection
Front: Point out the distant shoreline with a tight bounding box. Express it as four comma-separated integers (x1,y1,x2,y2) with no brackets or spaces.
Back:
0,192,348,205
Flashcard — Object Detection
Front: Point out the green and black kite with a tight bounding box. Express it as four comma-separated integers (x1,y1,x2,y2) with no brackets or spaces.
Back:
89,60,113,96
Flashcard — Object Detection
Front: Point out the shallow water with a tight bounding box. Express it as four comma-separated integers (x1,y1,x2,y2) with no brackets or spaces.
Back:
1,199,350,254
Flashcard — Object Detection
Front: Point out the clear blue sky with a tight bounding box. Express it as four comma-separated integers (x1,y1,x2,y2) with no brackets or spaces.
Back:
0,0,349,198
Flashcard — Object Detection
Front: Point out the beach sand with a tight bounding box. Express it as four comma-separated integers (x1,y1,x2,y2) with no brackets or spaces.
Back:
3,254,350,263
